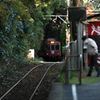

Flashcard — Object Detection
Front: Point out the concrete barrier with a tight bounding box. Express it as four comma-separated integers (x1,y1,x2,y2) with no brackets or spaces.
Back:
48,83,63,100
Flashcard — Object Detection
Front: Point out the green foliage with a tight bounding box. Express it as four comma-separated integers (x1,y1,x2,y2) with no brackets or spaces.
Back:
58,73,65,83
61,23,66,46
51,0,61,8
0,2,10,28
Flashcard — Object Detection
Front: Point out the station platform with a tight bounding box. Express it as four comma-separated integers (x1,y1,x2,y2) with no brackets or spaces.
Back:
48,67,100,100
48,82,100,100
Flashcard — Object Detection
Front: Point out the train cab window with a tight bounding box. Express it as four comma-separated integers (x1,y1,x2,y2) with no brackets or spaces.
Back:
55,44,60,50
46,45,50,50
51,45,54,50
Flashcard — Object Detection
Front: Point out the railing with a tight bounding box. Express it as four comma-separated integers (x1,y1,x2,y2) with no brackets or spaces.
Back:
65,41,82,85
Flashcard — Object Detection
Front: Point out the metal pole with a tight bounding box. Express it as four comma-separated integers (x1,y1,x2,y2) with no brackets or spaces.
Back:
65,44,70,84
65,0,71,84
67,0,70,6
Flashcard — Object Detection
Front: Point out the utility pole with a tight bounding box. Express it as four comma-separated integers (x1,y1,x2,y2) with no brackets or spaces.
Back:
65,0,78,84
65,0,85,84
71,0,77,41
73,0,77,6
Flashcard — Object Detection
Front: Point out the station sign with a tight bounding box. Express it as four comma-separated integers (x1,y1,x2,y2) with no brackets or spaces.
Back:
68,7,86,21
85,21,100,35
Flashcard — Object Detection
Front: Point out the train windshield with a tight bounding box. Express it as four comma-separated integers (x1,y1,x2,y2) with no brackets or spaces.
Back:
46,45,50,50
55,44,60,50
51,45,54,50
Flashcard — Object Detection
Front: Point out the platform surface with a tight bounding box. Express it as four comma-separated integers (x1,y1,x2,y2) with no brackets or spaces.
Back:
48,82,100,100
48,69,100,100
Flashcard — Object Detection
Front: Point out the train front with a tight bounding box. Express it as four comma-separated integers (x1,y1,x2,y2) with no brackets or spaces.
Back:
45,39,61,61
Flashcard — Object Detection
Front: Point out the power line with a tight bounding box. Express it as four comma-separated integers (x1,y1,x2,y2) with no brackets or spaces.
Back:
60,0,69,8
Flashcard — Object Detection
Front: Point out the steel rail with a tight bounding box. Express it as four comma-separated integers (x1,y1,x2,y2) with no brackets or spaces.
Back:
29,63,56,100
0,64,44,100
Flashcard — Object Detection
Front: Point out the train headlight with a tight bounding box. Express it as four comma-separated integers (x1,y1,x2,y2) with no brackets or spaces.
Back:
58,53,59,55
46,53,48,55
51,41,54,44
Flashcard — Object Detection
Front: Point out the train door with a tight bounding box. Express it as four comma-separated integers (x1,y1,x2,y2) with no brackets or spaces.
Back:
51,44,55,55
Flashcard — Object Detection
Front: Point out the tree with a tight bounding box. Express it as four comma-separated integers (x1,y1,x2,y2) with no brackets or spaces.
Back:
83,0,100,20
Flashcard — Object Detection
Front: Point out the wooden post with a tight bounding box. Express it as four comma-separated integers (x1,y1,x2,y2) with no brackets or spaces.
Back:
77,22,83,70
77,22,83,84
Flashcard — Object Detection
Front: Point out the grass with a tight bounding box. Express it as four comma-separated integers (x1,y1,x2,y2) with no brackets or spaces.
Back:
70,76,100,85
48,67,100,85
48,71,59,75
58,68,100,85
69,70,100,85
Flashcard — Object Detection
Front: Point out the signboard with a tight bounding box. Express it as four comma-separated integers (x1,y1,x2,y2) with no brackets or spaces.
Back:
27,49,35,59
68,7,86,21
85,21,100,65
86,21,100,35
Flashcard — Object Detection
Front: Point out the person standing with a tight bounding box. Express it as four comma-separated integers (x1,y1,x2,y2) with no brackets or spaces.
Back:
82,35,100,77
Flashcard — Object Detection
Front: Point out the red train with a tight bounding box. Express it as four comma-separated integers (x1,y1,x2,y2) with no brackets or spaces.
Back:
44,38,61,61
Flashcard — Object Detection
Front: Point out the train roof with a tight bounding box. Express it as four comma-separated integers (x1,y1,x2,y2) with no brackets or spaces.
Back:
47,38,55,41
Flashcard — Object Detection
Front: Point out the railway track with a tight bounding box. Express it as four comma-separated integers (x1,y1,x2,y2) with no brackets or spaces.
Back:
0,62,64,100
